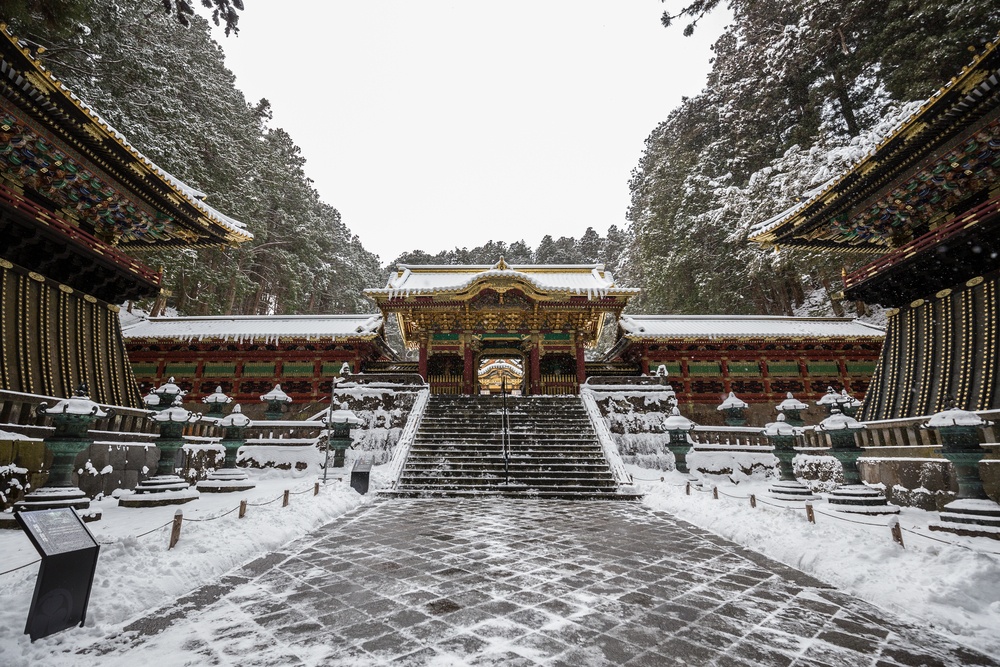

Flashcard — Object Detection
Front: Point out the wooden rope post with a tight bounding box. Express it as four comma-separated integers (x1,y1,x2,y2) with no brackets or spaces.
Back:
685,482,691,495
283,489,290,507
168,509,183,549
712,486,719,500
239,499,247,518
805,502,815,524
890,518,904,548
750,494,756,508
314,482,320,496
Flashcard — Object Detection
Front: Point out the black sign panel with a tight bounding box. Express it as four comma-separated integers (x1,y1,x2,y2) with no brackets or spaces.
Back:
15,508,100,641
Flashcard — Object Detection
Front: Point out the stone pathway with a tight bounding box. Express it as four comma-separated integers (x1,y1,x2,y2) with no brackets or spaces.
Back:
91,499,997,666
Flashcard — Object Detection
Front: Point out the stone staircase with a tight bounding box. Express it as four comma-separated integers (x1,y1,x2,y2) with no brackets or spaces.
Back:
391,395,636,500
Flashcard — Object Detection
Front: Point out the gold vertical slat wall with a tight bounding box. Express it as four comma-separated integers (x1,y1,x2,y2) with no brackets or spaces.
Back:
861,272,999,419
0,259,142,407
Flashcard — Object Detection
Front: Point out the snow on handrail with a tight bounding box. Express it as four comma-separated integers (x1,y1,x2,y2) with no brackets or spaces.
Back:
580,388,634,489
386,388,430,488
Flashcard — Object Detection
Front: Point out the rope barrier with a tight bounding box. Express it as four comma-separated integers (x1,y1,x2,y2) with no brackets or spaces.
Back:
135,518,175,539
811,508,893,527
900,526,1000,556
0,558,41,577
246,493,285,508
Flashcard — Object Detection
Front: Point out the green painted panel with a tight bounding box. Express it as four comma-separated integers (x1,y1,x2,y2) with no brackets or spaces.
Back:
650,362,682,376
481,333,519,339
727,362,761,377
543,333,571,341
164,363,196,378
322,363,348,376
767,361,801,376
242,362,275,377
432,333,459,341
687,362,721,376
283,362,315,377
202,363,236,376
130,363,159,377
847,362,877,375
807,362,841,376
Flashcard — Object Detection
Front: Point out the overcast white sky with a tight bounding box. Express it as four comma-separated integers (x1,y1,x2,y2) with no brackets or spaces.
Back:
213,2,729,264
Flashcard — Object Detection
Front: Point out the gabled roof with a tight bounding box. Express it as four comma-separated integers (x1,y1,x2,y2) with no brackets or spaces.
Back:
0,25,252,248
618,315,885,340
365,258,640,301
122,314,384,343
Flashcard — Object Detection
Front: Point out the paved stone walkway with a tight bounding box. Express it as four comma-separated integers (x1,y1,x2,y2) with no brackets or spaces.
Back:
94,499,996,666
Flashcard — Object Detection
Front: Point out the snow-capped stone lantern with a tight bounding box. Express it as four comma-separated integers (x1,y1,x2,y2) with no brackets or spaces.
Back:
202,385,232,415
260,384,292,420
816,386,842,415
762,414,816,503
836,389,863,418
215,404,252,468
340,361,352,376
663,407,696,474
775,392,807,427
14,384,112,519
716,391,748,426
197,404,256,493
923,407,993,502
142,390,161,410
762,414,798,482
147,398,202,476
322,408,363,475
150,376,186,412
816,409,866,485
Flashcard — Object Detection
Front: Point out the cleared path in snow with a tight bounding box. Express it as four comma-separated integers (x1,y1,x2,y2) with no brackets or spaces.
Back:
82,499,996,666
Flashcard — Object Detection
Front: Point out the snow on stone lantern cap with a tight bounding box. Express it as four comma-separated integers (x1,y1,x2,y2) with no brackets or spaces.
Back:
153,376,186,396
838,389,862,408
39,385,111,418
775,392,807,412
817,409,865,431
203,386,232,405
762,413,799,437
816,386,841,406
716,392,748,411
142,391,161,407
663,407,696,431
216,404,252,428
923,407,992,429
260,384,293,403
149,398,201,423
324,409,363,426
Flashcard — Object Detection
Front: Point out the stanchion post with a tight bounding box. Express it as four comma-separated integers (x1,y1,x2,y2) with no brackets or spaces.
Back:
750,494,756,508
168,509,183,549
686,482,691,495
239,499,247,518
314,482,320,496
712,486,719,500
805,502,815,524
890,518,904,548
283,490,290,507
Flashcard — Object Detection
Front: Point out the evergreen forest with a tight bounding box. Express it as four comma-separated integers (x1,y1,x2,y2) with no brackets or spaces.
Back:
8,0,1000,320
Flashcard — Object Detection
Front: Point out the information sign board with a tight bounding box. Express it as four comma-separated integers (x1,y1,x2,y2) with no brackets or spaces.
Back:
15,508,100,641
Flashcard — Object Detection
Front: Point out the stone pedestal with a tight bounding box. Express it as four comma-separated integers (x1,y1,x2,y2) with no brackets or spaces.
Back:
826,485,899,515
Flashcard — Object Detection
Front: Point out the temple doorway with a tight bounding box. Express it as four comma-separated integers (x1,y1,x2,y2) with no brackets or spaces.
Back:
477,354,525,395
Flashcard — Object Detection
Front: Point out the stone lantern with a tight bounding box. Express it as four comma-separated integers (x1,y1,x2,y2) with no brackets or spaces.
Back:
151,376,186,411
817,409,898,514
120,398,202,507
322,408,363,473
198,404,255,493
716,391,748,426
816,409,866,485
775,392,807,427
202,385,232,415
14,384,112,518
663,407,696,474
260,384,292,420
147,398,202,476
923,407,998,536
762,414,815,502
837,389,863,418
816,386,841,415
142,390,161,411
